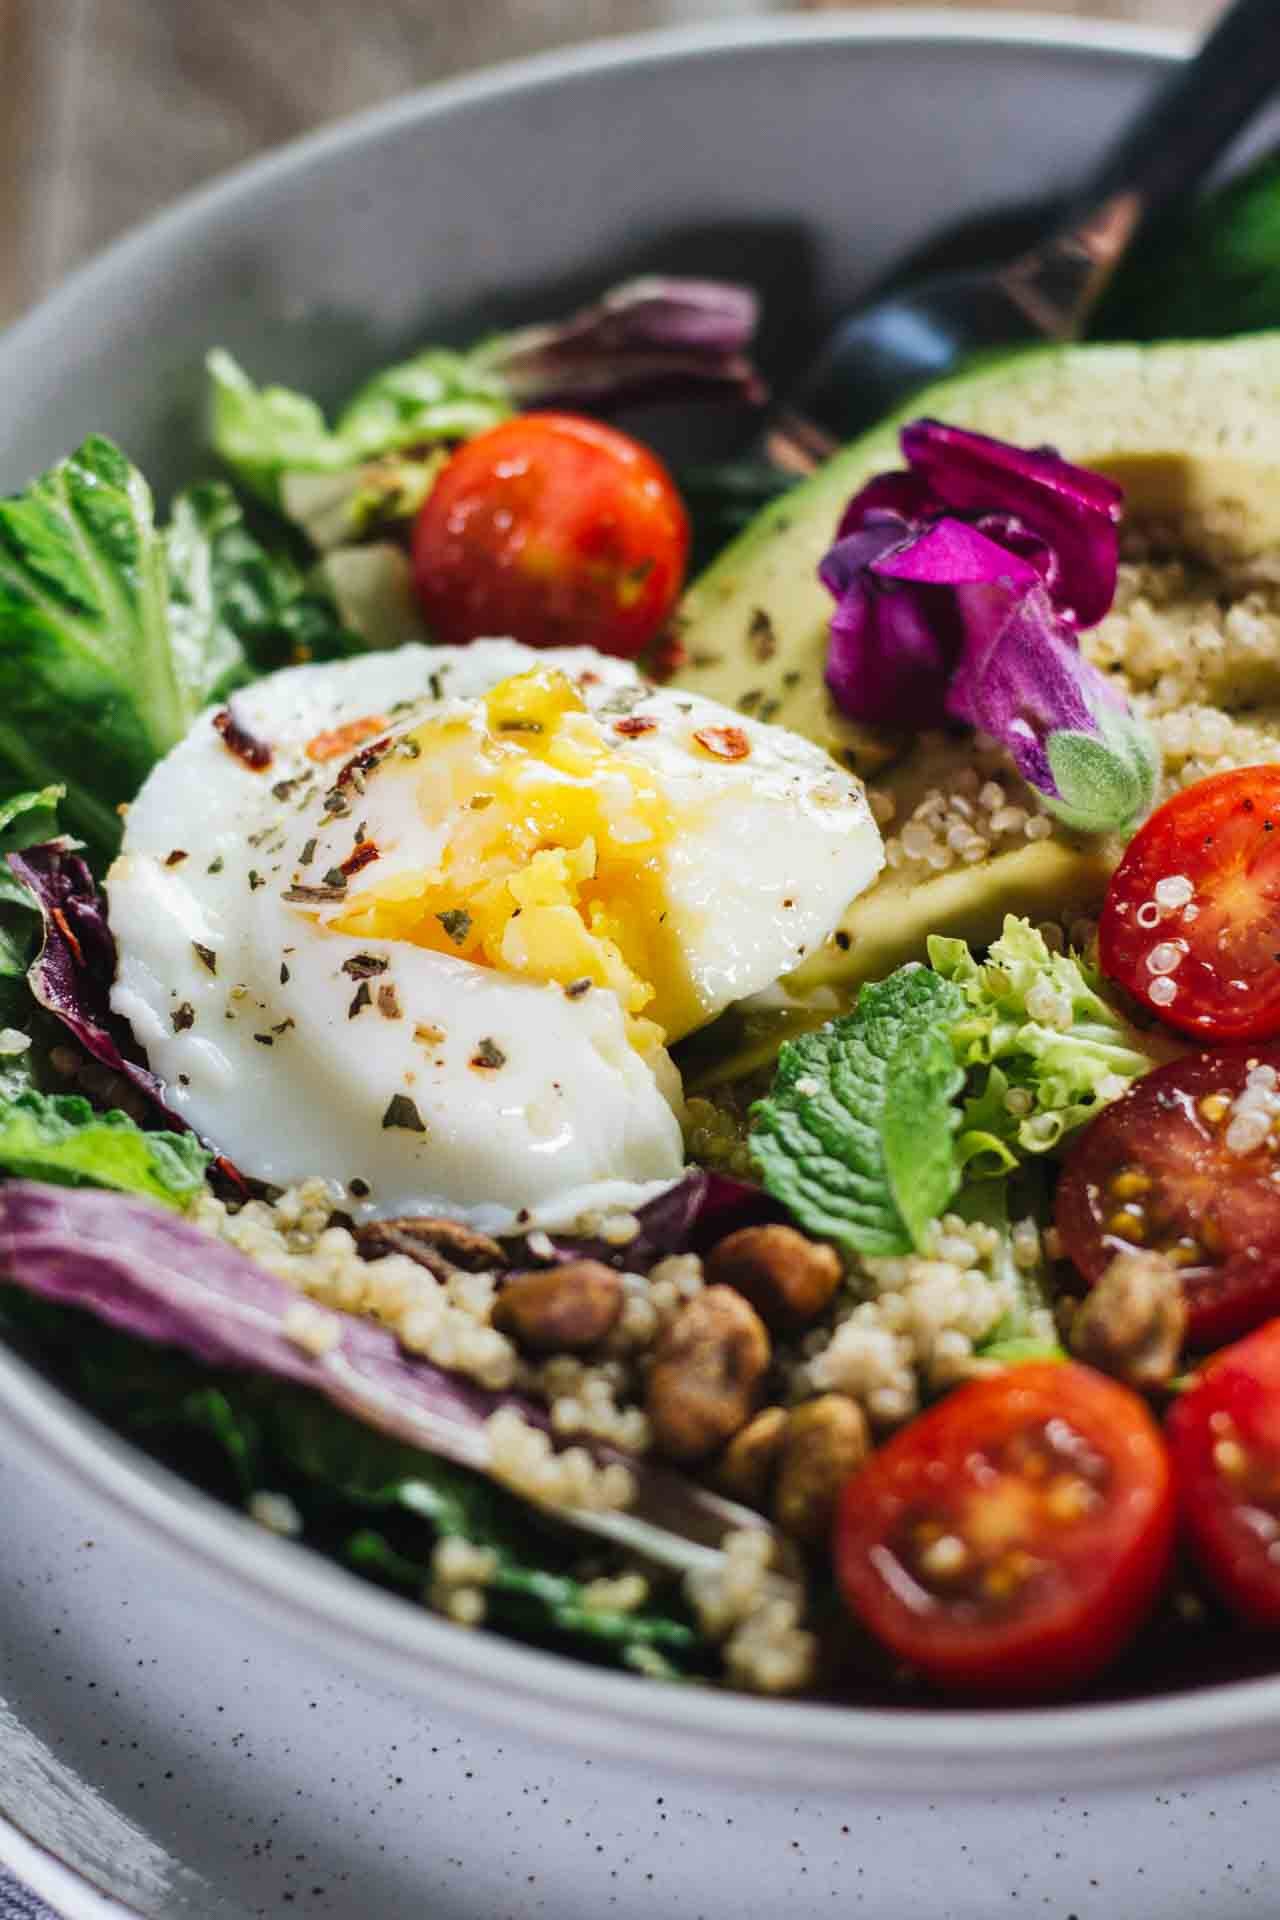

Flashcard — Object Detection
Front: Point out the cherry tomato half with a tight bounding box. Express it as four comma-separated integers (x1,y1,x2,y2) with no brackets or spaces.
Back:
1056,1044,1280,1349
411,413,689,657
834,1362,1174,1699
1099,766,1280,1042
1168,1317,1280,1626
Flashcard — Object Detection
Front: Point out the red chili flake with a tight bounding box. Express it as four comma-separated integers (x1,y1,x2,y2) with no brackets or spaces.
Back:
692,724,751,762
165,848,188,867
613,715,658,738
340,839,380,878
213,707,273,771
305,714,389,765
50,906,84,968
212,1153,250,1196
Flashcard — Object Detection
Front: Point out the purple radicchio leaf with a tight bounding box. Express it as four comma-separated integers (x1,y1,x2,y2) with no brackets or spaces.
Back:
478,277,767,413
0,1179,769,1572
546,1168,782,1270
819,420,1157,834
7,841,188,1132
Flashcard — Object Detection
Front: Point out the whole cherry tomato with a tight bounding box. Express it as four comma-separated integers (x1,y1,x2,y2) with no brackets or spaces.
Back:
412,412,689,657
834,1362,1174,1699
1056,1044,1280,1348
1099,766,1280,1042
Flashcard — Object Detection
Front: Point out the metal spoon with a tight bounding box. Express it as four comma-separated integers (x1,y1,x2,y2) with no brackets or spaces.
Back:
771,0,1280,468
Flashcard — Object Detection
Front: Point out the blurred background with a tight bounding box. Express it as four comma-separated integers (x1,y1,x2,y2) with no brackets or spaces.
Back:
0,0,1223,328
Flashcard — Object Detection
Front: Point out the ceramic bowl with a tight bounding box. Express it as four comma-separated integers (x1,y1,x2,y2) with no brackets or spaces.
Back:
4,10,1278,1814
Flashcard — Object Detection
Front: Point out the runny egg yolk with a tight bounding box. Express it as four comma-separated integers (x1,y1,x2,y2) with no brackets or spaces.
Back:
332,668,702,1044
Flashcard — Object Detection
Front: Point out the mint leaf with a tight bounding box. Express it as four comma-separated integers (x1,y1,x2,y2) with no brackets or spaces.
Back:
0,1089,210,1207
750,967,965,1259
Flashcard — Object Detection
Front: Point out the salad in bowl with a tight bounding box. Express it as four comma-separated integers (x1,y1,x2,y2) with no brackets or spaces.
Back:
8,149,1280,1712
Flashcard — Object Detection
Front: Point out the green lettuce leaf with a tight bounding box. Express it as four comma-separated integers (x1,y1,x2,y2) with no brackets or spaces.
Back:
279,453,445,551
167,480,360,673
0,439,244,854
0,1089,210,1207
928,916,1152,1164
208,347,511,507
336,350,511,459
749,967,966,1259
958,1177,1065,1367
0,787,64,954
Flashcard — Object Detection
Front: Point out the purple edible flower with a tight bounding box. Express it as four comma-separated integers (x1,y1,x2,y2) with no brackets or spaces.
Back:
819,420,1157,834
478,277,766,413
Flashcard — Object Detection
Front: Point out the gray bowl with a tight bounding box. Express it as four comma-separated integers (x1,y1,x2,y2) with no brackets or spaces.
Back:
3,13,1278,1840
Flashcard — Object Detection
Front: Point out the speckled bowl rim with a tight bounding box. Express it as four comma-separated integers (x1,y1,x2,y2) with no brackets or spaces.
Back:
7,8,1275,1802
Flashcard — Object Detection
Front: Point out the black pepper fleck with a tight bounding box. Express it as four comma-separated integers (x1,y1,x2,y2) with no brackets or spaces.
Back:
436,909,472,946
470,1036,506,1071
342,953,389,980
348,982,372,1019
172,1003,195,1033
382,1094,426,1132
192,942,217,974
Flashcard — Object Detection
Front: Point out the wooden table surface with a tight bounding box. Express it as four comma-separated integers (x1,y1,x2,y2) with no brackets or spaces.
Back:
0,0,1225,328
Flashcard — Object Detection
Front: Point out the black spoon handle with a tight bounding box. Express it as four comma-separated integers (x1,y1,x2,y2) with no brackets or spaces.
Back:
1077,0,1280,224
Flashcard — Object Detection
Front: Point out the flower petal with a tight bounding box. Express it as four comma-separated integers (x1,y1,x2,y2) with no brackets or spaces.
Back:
901,419,1123,627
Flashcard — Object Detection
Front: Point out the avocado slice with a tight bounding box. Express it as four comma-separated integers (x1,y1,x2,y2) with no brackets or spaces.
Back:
670,335,1280,1085
671,333,1280,766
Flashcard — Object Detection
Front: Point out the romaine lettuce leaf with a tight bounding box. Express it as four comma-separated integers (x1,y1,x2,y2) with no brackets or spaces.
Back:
167,480,360,672
0,438,245,854
0,788,64,969
0,1089,209,1206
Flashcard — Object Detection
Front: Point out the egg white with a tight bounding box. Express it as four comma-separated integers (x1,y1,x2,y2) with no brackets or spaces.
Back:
108,641,881,1228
